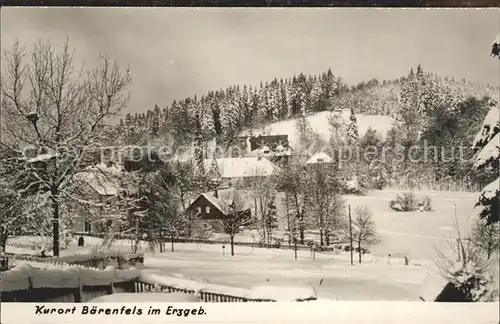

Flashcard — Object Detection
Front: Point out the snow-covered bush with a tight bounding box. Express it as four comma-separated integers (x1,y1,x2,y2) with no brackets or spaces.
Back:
417,196,433,212
340,175,366,195
436,253,499,302
389,193,433,212
389,192,417,212
434,213,499,302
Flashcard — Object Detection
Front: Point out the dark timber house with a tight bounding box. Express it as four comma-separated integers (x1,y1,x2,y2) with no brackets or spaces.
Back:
185,188,252,232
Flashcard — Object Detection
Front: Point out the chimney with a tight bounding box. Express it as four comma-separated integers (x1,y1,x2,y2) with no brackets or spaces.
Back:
214,188,218,198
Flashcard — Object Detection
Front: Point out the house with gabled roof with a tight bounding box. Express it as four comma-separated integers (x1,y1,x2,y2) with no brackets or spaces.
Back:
70,165,121,235
185,188,253,232
203,156,282,187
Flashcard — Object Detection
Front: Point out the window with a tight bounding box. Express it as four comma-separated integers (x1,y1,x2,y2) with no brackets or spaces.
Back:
205,206,211,214
84,221,91,233
197,206,202,214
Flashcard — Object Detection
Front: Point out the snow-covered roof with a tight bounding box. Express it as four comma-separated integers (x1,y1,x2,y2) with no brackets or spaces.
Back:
248,283,317,301
203,157,281,179
247,148,292,158
306,152,333,164
192,188,253,213
74,170,119,196
199,192,224,212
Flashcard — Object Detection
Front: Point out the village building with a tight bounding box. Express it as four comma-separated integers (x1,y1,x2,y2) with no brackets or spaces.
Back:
203,156,282,187
70,167,120,235
234,134,292,161
185,188,253,232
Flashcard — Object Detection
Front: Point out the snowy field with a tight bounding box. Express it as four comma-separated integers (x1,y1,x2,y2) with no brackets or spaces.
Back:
209,189,482,260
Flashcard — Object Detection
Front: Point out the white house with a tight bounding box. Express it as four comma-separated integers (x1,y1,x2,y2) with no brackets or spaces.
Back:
204,156,281,181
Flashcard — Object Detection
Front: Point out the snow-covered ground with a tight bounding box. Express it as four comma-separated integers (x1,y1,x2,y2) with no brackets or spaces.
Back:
141,242,428,301
5,189,497,301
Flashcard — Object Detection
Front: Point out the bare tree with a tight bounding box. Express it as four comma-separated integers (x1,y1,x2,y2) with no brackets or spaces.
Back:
216,189,252,256
249,167,276,245
1,39,132,256
352,206,379,263
278,157,311,245
306,162,343,246
471,219,499,260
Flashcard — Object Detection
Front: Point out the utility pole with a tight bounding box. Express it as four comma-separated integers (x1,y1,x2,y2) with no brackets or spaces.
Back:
348,204,353,266
294,223,298,260
285,161,291,248
294,238,298,260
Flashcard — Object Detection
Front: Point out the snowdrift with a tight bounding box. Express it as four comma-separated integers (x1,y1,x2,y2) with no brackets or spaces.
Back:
1,263,32,292
1,263,140,292
248,283,317,301
140,272,252,297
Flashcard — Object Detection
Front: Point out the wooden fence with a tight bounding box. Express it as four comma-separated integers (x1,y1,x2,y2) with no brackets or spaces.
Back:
134,281,275,302
66,233,341,253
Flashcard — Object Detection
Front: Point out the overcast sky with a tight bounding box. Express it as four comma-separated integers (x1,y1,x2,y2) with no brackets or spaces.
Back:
2,8,499,116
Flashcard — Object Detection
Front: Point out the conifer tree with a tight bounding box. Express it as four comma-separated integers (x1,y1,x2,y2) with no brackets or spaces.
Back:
346,108,359,145
192,132,205,176
265,192,279,245
468,38,499,225
200,100,216,141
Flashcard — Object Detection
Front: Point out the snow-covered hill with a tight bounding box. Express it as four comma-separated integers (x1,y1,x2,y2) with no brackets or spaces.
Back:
239,110,393,149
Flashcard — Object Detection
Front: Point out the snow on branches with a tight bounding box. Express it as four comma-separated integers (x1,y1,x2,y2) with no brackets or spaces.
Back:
470,39,500,226
472,102,499,156
1,39,132,256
